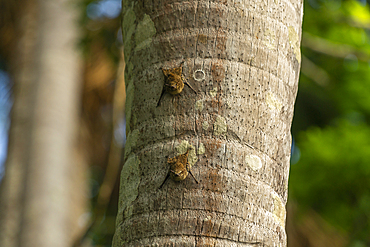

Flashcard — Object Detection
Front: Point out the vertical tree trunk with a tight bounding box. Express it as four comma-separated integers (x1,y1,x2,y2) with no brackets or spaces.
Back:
0,0,83,246
114,0,303,245
0,1,38,245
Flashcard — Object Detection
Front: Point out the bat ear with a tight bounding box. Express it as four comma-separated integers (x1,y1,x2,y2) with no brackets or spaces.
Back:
173,67,182,74
162,68,169,76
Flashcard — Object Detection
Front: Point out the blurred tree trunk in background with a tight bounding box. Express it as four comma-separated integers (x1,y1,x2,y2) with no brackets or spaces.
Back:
114,0,303,246
0,0,86,246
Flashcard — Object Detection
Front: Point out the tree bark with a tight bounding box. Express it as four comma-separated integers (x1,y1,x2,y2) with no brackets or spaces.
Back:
114,0,303,245
0,0,83,246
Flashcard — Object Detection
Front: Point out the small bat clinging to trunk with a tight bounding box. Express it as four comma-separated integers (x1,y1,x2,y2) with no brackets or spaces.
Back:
159,149,198,189
157,61,197,107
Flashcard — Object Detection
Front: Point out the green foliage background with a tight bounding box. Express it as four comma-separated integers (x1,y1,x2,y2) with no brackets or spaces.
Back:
290,0,370,245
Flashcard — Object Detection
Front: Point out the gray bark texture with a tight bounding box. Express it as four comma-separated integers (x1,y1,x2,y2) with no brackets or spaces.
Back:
114,0,303,245
0,0,83,246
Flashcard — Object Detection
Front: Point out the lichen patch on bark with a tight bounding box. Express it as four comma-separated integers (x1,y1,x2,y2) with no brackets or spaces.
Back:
202,121,209,130
124,80,134,133
198,143,205,154
213,115,227,136
121,4,136,61
134,14,156,51
118,154,141,220
124,129,139,158
272,192,286,228
266,92,282,112
245,155,262,171
209,87,218,97
288,26,301,62
175,140,198,168
195,99,204,111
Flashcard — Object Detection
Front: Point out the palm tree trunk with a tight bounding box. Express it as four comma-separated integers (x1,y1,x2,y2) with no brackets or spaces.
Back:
114,0,303,245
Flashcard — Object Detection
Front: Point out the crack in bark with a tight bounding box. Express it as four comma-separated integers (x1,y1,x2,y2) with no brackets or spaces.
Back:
226,129,255,150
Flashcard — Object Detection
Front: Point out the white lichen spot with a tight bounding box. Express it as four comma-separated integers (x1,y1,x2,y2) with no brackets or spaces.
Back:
198,143,205,155
124,129,139,159
213,115,227,136
175,140,198,168
272,192,286,227
193,69,205,81
263,29,276,50
209,87,218,97
134,14,156,51
202,121,209,130
288,26,301,62
266,92,282,111
195,100,204,111
245,155,262,171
